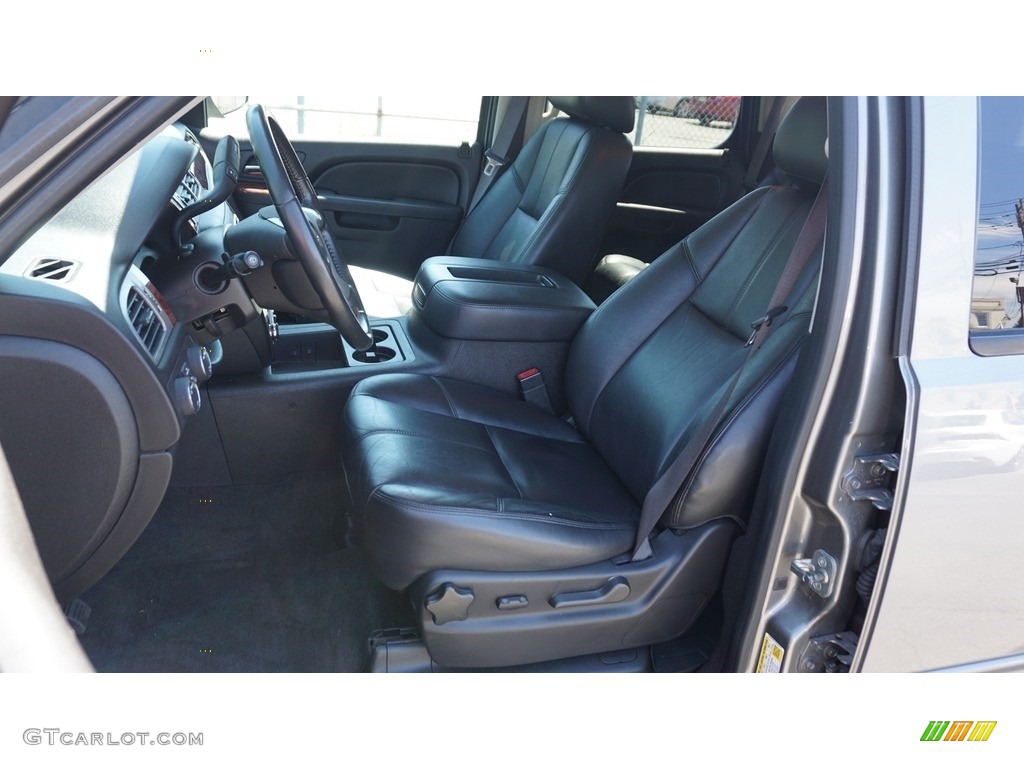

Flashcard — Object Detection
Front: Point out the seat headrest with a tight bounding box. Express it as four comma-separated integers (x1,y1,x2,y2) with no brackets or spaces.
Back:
548,97,636,134
773,96,828,188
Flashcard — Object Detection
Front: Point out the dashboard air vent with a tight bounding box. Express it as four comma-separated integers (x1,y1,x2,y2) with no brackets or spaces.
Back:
28,257,79,282
172,170,203,211
125,285,166,358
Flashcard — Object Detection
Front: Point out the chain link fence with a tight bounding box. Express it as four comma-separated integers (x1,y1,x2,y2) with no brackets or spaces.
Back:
629,97,740,149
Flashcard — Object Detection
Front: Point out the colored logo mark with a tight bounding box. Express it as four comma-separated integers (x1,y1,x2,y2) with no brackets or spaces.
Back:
920,721,997,742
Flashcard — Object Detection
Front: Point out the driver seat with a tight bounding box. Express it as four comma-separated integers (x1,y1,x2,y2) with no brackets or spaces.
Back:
341,97,828,668
350,97,635,317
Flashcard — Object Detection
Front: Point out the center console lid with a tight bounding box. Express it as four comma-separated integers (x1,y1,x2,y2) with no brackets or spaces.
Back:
411,257,595,342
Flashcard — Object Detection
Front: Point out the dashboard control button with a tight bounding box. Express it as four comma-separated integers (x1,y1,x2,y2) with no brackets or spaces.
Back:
187,346,213,382
173,376,201,416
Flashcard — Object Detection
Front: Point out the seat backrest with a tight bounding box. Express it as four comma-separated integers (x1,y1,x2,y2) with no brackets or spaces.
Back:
565,97,829,528
449,96,635,285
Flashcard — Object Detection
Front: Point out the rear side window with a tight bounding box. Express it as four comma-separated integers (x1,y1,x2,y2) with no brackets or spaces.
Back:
207,96,482,144
629,96,740,149
973,97,1024,332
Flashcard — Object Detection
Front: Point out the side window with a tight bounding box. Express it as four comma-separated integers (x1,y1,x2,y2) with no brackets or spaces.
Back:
629,96,740,149
206,96,481,144
973,97,1024,332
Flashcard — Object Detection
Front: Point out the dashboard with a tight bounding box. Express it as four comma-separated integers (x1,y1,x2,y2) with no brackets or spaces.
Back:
0,122,251,601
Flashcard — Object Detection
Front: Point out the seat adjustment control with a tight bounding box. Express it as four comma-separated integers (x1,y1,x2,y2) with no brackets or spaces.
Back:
496,594,529,611
424,583,474,625
549,577,630,609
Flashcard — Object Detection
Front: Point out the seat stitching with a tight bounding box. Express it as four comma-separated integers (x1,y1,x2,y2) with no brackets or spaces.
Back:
580,188,775,431
372,489,636,530
668,328,809,523
350,388,584,446
485,425,524,499
510,165,526,194
431,376,460,419
433,283,591,313
353,428,499,458
723,199,809,327
460,166,528,260
512,128,591,263
682,239,702,285
526,120,571,215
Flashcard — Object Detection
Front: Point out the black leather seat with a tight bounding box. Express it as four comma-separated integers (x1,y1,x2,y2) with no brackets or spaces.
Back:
351,96,635,317
341,97,828,666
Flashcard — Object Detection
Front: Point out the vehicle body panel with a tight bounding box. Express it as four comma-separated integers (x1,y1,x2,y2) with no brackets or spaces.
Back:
860,96,1024,671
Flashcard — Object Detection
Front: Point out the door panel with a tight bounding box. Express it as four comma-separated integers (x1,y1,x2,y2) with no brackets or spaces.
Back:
598,96,756,265
314,159,466,279
602,152,742,264
228,138,481,281
602,150,744,265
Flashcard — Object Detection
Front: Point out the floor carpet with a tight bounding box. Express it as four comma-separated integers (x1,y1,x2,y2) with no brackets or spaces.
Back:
77,473,412,672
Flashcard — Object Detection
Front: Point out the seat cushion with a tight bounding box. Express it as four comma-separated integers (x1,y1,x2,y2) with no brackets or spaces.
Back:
342,374,639,589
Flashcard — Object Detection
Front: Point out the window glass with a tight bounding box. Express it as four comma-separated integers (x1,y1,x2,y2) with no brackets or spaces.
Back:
207,96,481,144
973,97,1024,332
628,96,740,149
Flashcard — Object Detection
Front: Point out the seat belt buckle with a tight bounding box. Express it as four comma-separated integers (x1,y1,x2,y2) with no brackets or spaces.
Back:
483,150,508,177
745,305,788,347
517,368,553,412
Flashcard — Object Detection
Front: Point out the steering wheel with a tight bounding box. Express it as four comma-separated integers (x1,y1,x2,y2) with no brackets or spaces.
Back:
245,104,373,351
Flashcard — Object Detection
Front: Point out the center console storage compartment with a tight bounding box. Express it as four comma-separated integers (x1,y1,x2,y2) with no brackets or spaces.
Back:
412,256,595,342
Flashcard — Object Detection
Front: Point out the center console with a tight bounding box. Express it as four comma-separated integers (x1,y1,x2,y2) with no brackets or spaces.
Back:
199,256,596,485
267,256,594,375
411,256,596,342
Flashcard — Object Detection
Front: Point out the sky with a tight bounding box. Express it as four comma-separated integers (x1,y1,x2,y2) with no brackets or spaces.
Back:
3,1,1021,95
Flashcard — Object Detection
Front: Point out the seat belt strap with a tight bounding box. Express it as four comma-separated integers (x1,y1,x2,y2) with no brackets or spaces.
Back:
466,96,529,216
743,97,789,191
631,176,829,561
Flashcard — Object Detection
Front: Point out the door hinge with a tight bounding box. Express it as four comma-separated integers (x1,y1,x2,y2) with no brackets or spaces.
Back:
842,452,900,511
800,630,859,673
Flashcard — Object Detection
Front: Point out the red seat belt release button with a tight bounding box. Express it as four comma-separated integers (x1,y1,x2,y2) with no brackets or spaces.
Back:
517,368,553,412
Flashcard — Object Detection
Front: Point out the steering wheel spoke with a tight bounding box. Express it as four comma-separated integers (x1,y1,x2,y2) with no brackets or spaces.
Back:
246,104,373,350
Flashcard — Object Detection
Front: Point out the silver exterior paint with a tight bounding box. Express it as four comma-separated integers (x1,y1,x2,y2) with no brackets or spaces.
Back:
736,97,909,672
860,97,1024,671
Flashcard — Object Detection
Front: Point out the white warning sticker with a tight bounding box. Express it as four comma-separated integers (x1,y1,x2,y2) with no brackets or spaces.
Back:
756,632,785,673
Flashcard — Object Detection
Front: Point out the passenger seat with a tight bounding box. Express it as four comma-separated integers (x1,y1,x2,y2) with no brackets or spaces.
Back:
351,97,635,317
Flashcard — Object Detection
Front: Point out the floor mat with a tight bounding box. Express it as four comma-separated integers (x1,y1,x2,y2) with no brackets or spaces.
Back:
78,473,412,672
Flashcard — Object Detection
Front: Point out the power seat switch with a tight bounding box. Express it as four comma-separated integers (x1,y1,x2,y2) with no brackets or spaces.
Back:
496,594,528,611
424,583,474,625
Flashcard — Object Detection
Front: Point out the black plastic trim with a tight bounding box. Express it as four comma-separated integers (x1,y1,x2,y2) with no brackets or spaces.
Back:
411,521,737,668
319,193,462,222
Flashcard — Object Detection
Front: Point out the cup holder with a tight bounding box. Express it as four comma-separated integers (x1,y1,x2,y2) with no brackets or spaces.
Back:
344,322,408,366
353,344,397,364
